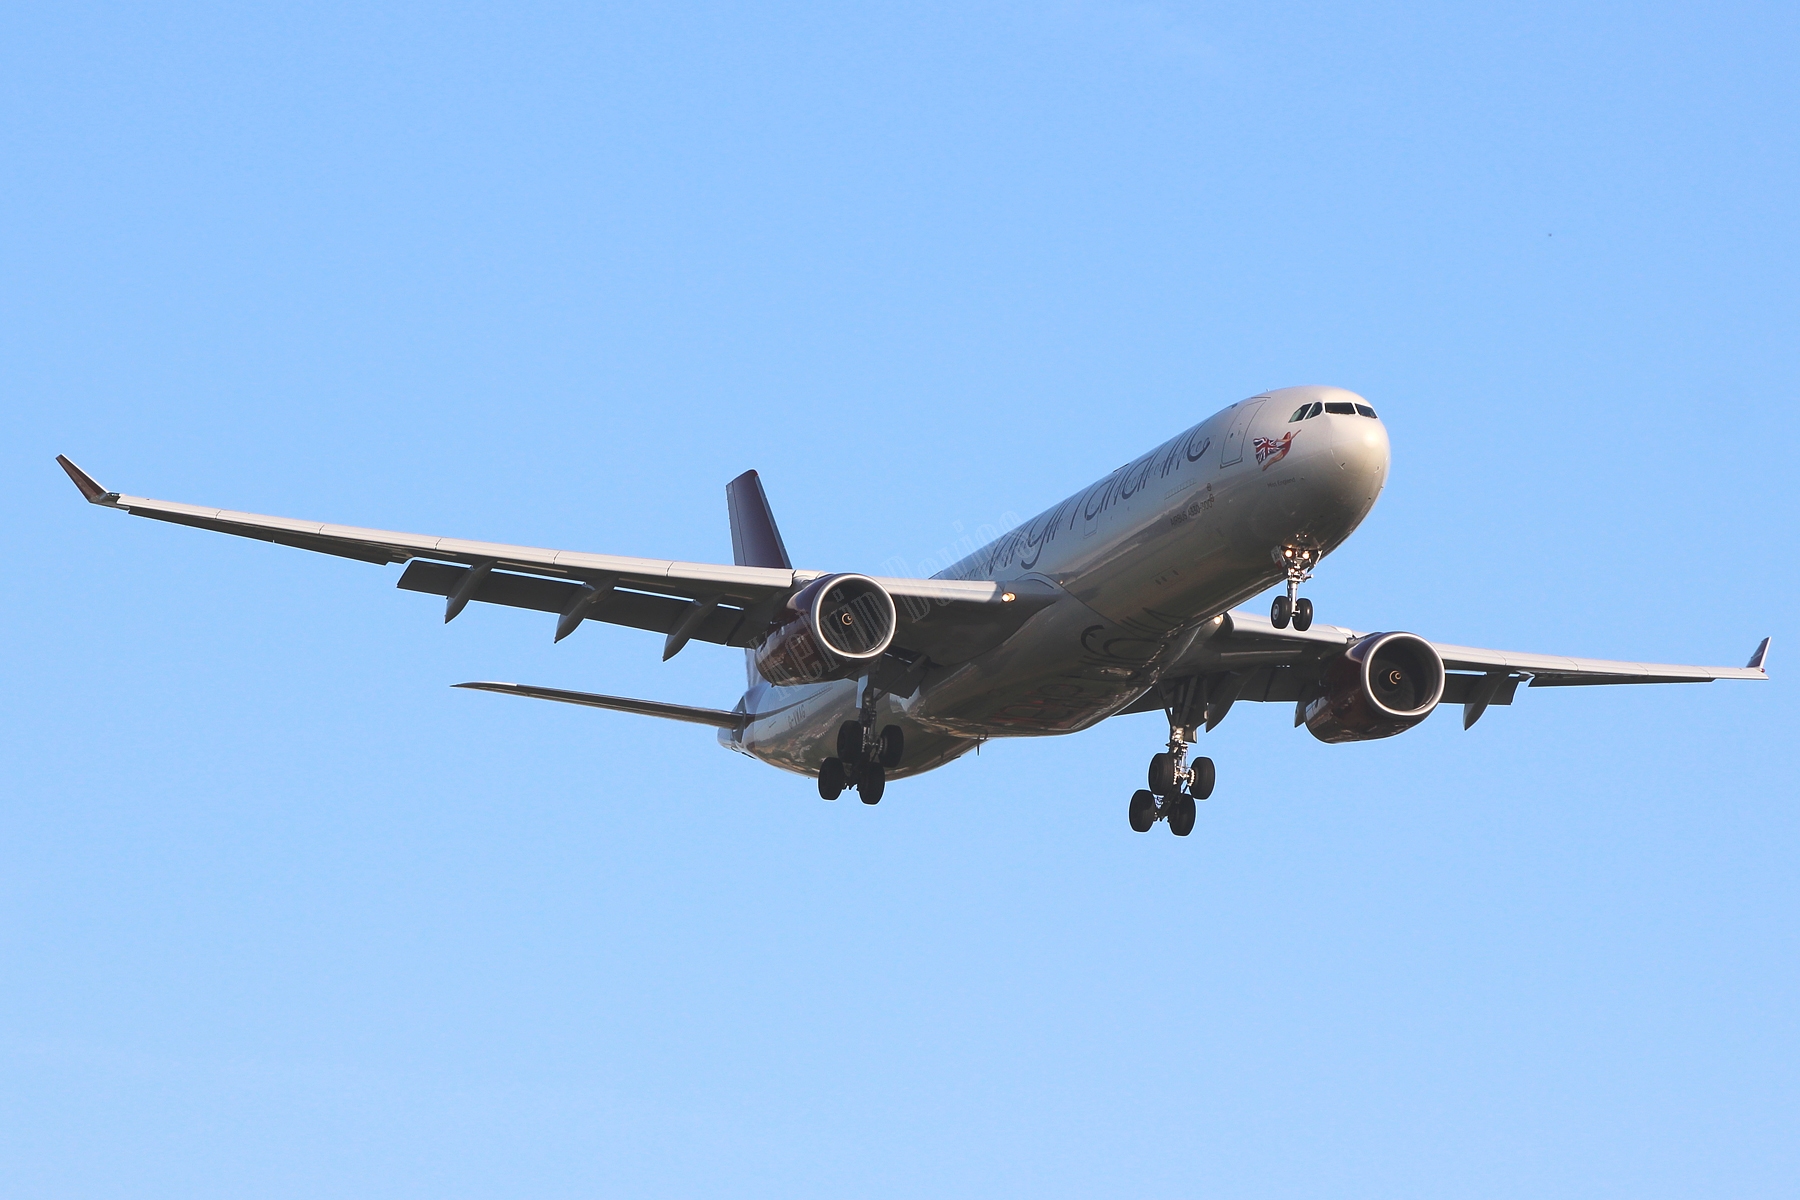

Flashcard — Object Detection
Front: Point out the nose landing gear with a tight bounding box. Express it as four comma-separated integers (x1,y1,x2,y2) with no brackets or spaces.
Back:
1270,544,1320,631
1128,724,1214,836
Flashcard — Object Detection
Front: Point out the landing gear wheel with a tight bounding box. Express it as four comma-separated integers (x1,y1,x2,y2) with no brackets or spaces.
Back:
1189,756,1215,800
1292,596,1314,632
878,724,904,768
818,758,846,800
1148,752,1177,797
1168,794,1197,837
1271,594,1292,629
837,721,864,764
858,763,885,804
1128,789,1156,833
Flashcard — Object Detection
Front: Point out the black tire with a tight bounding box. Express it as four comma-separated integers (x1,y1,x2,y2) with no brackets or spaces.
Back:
858,763,885,804
1292,597,1314,631
818,758,846,800
1271,594,1292,629
1189,756,1216,800
1169,794,1197,836
837,720,864,764
1128,789,1156,833
1148,752,1177,796
878,724,904,768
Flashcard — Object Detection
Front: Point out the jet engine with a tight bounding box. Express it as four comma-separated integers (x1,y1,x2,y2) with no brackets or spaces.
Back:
754,573,898,687
1302,632,1446,743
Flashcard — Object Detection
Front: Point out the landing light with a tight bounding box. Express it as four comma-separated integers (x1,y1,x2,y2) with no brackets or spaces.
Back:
1001,591,1016,603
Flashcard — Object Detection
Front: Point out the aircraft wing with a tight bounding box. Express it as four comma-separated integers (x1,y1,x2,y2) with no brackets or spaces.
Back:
1123,607,1770,730
55,456,1043,666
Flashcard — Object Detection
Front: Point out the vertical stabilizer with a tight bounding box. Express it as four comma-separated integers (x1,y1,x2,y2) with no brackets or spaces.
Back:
726,470,792,569
727,470,791,686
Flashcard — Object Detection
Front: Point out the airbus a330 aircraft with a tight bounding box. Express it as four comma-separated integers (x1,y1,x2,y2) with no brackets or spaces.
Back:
59,386,1769,835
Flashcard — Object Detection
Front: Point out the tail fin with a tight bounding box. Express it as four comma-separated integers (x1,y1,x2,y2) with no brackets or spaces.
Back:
726,470,792,569
727,470,791,685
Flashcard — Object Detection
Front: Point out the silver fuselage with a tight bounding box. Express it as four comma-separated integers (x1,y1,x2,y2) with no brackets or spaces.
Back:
723,386,1391,778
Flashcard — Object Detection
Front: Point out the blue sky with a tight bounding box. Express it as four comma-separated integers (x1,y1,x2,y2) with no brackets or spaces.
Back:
3,3,1796,1196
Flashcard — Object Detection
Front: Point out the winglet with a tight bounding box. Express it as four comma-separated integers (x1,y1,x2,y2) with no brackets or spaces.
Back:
1747,636,1772,672
55,456,120,505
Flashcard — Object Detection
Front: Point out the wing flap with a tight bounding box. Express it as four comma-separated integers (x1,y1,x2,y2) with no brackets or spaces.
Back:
1440,673,1524,705
398,562,753,646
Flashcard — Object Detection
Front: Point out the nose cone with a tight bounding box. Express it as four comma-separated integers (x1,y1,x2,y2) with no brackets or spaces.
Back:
1263,385,1390,535
1331,402,1390,492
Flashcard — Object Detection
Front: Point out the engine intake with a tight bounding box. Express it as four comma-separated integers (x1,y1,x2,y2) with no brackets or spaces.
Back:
1303,631,1445,743
753,573,898,687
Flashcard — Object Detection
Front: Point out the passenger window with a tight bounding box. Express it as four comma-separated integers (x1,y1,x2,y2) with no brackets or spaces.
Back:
1324,401,1356,415
1355,404,1377,418
1290,405,1310,422
1307,402,1323,418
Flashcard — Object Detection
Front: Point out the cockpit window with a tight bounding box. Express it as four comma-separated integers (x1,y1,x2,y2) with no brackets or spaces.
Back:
1324,401,1356,415
1355,404,1377,418
1308,402,1323,418
1289,405,1310,422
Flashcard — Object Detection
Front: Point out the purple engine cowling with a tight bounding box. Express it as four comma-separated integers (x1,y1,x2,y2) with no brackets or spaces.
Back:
753,573,897,687
1303,631,1446,742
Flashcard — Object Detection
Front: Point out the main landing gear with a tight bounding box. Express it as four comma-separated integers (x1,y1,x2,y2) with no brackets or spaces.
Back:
1129,724,1214,836
818,679,904,804
1269,543,1320,631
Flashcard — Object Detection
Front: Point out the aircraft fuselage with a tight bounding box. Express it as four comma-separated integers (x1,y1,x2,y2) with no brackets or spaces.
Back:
727,385,1391,778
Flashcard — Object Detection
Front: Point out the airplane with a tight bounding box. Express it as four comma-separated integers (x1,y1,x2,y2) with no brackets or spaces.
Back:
57,385,1770,835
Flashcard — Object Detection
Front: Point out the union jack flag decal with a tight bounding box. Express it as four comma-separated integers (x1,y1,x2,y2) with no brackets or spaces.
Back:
1253,431,1296,469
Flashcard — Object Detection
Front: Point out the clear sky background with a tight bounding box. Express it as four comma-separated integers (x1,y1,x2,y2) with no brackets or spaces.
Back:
3,3,1796,1197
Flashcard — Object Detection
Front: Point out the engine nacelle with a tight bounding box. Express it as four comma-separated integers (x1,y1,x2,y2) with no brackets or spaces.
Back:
753,573,898,687
1303,632,1446,743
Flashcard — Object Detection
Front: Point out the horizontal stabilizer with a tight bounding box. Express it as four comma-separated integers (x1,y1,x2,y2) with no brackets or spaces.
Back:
455,681,746,730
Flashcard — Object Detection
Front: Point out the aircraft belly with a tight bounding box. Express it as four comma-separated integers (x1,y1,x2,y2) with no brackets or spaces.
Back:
733,678,979,780
904,594,1195,736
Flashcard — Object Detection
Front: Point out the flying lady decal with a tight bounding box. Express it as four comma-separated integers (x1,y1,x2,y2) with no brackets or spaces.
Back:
1253,431,1296,469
